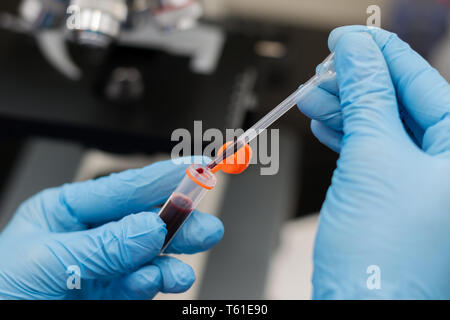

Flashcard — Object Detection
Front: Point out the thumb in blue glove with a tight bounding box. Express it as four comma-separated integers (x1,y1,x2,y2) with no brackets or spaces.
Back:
0,156,224,299
299,27,450,299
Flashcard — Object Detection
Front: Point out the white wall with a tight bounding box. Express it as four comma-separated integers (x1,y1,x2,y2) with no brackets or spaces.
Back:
203,0,391,29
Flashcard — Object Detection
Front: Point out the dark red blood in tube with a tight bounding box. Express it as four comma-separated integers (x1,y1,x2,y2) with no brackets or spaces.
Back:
196,168,204,174
159,194,194,249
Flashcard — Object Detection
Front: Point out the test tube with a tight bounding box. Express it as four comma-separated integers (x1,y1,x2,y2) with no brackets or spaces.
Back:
158,163,217,252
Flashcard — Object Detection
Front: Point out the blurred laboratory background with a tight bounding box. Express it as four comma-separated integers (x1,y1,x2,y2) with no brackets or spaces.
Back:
0,0,448,299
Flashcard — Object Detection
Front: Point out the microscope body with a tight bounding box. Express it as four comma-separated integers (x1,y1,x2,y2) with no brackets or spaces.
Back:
19,0,203,47
15,0,212,107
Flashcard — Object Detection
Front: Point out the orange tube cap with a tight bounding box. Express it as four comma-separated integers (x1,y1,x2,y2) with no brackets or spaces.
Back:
211,141,253,174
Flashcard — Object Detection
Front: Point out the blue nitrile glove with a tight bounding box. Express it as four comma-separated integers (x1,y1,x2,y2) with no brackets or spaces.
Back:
297,26,450,299
0,156,224,300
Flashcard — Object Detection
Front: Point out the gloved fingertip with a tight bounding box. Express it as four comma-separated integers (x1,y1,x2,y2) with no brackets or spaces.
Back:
133,211,167,234
121,212,167,259
100,264,164,299
138,265,163,286
333,32,386,80
124,265,163,298
297,85,342,131
328,25,370,51
310,119,321,132
166,211,224,254
422,112,450,156
202,217,225,250
191,213,224,252
144,212,168,245
153,256,196,293
334,32,377,58
311,120,343,153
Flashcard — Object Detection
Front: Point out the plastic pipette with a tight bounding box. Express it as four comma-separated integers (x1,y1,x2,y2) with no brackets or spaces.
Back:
207,52,336,171
158,53,336,251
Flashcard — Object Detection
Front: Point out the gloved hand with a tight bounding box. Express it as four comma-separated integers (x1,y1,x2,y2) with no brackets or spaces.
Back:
297,26,450,299
0,157,224,299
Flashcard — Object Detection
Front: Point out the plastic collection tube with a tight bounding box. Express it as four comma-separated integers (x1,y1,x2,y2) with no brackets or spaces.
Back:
158,164,217,252
158,53,337,251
